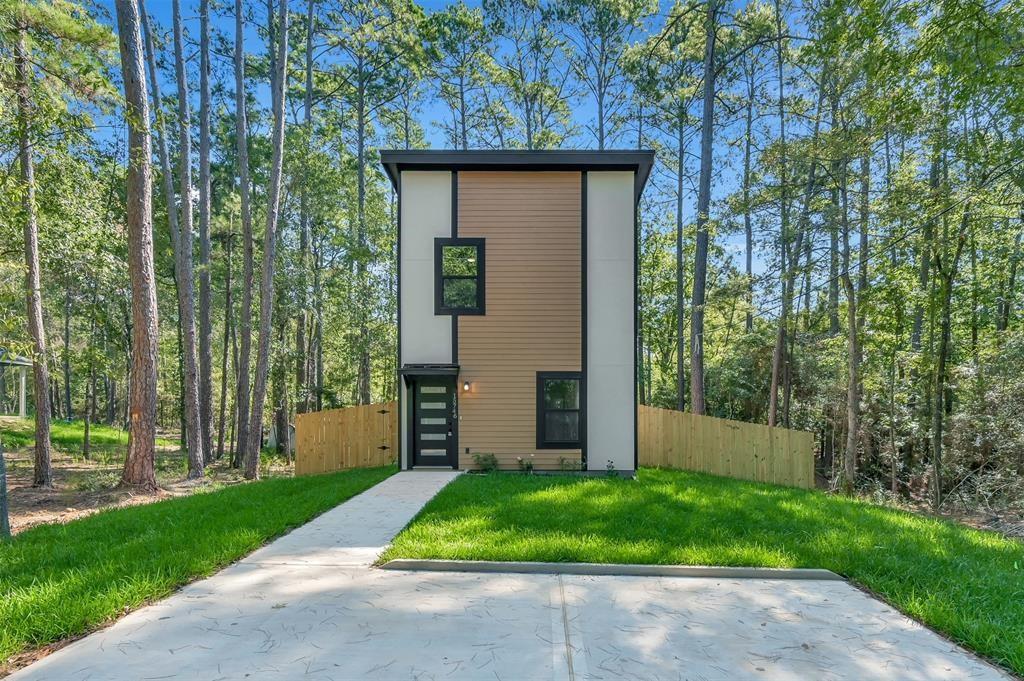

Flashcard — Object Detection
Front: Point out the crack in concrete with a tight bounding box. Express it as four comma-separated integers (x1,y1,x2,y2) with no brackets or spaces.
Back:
558,575,575,681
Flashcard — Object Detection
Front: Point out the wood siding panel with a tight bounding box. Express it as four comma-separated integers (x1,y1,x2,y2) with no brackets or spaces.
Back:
457,172,582,470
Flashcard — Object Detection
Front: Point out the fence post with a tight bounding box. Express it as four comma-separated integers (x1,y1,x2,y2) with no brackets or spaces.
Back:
1,443,11,539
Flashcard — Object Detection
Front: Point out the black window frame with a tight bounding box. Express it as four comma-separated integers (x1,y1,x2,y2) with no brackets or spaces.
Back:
536,371,583,449
434,237,486,315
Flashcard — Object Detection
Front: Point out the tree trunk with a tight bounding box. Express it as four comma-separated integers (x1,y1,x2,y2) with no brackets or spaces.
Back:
217,233,234,460
767,2,788,427
998,217,1021,332
840,158,858,492
198,0,215,465
931,208,969,510
115,0,159,491
14,25,53,488
171,0,205,478
51,376,61,420
857,151,871,462
296,0,315,416
273,296,288,457
799,232,812,326
229,287,240,461
858,154,870,292
176,314,185,448
83,378,91,460
142,0,184,457
743,62,754,334
829,187,840,335
689,0,717,416
140,2,181,253
244,0,290,479
90,353,98,422
459,75,468,150
356,74,372,405
234,0,255,469
781,74,826,425
83,302,96,459
314,246,324,411
106,374,116,425
636,106,647,405
272,226,288,457
675,118,686,412
63,290,73,419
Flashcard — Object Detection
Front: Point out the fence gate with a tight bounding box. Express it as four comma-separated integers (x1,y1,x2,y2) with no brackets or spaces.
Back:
295,401,398,476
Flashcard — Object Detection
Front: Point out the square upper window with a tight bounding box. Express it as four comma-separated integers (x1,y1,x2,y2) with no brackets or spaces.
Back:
435,238,485,315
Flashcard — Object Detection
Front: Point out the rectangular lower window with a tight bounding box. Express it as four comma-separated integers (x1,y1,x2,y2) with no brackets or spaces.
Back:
536,372,582,449
435,238,485,315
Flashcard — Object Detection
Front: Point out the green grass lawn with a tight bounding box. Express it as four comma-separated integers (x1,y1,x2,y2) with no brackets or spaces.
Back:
382,468,1024,675
0,417,176,451
0,465,395,665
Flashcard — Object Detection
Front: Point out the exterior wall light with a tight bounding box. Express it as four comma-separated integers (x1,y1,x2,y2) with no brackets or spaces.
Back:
462,381,471,392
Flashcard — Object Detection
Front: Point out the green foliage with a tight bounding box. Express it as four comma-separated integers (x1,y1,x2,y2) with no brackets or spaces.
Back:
426,1,495,148
557,456,581,471
0,465,395,664
384,469,1024,675
0,418,175,451
482,0,575,148
471,451,498,472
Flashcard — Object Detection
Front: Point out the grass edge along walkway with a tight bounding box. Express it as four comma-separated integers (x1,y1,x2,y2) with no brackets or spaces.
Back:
382,468,1024,677
0,465,395,666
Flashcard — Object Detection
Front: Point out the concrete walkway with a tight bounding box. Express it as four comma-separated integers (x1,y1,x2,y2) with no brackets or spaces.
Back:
11,471,1010,681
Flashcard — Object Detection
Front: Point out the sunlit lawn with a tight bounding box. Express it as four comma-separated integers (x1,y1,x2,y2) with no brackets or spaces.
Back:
0,465,395,666
0,417,176,451
383,468,1024,675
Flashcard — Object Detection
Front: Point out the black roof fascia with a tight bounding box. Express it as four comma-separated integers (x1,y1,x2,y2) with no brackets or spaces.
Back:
398,364,461,377
380,150,655,200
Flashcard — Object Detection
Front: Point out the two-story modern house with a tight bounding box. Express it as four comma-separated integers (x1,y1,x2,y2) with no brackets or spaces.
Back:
381,150,654,474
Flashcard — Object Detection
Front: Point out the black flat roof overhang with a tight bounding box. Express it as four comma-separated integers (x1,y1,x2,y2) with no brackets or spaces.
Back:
399,364,460,377
380,149,655,200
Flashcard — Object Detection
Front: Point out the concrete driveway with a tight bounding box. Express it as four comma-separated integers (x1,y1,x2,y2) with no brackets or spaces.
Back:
11,471,1010,681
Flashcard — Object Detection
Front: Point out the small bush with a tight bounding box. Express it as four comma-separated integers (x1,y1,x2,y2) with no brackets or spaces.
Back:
517,455,535,474
558,457,582,472
471,452,498,472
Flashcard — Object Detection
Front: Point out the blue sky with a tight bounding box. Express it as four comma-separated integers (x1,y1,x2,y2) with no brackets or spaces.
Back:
94,0,771,277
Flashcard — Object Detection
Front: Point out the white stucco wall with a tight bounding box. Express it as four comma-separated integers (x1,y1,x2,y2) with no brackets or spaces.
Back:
400,171,453,367
399,171,453,468
586,171,636,471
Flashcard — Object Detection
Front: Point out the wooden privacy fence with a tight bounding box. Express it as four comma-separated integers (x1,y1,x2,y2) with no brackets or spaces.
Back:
638,405,815,489
295,401,398,476
295,400,814,488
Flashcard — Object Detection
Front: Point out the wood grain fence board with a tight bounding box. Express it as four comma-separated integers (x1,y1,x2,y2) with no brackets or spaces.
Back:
637,405,815,489
296,401,812,486
295,401,398,476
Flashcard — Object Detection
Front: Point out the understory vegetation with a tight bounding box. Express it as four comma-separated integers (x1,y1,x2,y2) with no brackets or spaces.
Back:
0,465,395,666
383,469,1024,675
0,417,175,452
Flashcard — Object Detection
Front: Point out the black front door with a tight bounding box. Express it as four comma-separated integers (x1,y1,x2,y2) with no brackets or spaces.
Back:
412,377,457,468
